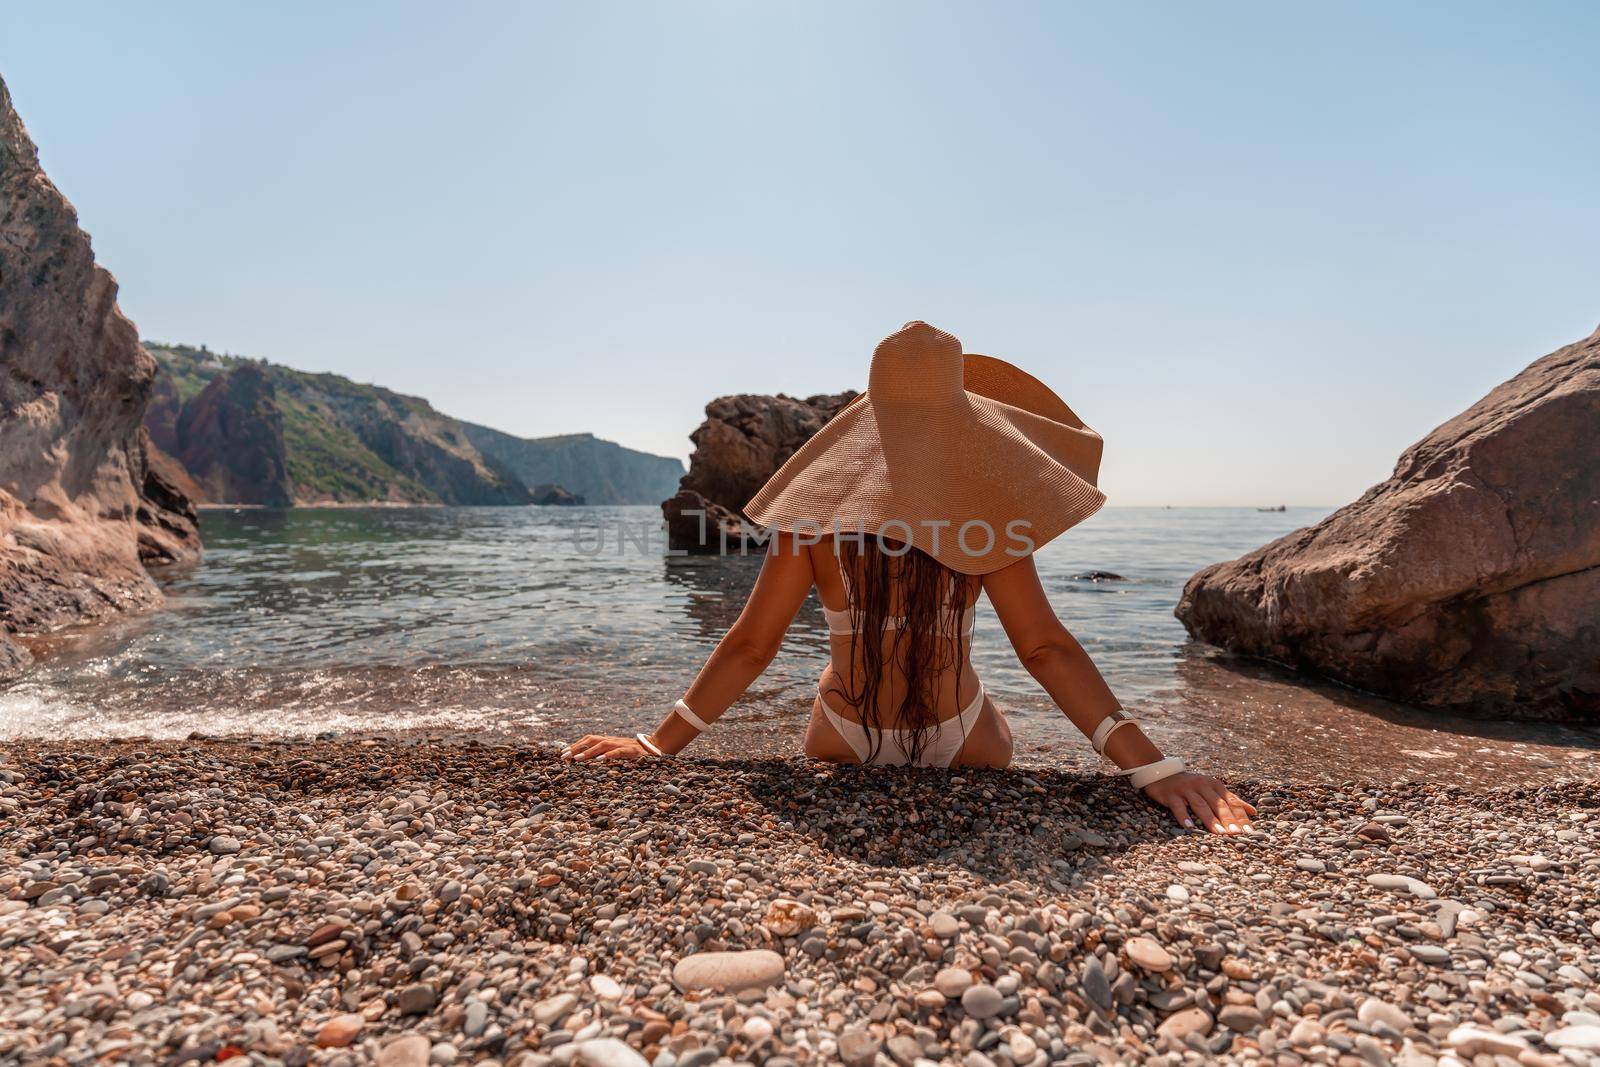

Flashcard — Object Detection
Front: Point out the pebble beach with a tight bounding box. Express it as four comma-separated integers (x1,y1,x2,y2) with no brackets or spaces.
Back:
1,739,1597,1067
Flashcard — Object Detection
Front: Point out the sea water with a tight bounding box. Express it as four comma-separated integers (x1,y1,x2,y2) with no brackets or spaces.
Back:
2,506,1592,784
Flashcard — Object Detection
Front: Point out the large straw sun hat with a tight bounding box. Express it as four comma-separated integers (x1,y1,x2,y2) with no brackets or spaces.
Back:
743,320,1106,574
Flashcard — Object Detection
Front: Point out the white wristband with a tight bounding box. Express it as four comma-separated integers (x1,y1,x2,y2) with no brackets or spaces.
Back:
1091,710,1138,754
1117,756,1186,790
636,732,666,757
672,699,710,732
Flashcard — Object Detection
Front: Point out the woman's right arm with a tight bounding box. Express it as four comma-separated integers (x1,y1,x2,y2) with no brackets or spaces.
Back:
983,554,1254,834
565,531,814,760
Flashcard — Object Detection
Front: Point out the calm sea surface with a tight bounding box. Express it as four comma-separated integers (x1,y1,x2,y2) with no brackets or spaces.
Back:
3,506,1594,785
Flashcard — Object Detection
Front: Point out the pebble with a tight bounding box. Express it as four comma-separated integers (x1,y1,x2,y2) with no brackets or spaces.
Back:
315,1013,365,1048
1218,1004,1264,1031
838,1028,882,1067
1288,1019,1326,1045
1406,944,1451,966
1124,936,1173,972
397,982,438,1015
575,1039,650,1067
378,1035,431,1067
1158,1007,1213,1039
934,966,973,998
1366,873,1437,899
672,949,785,992
960,983,1006,1019
1357,998,1410,1033
0,738,1593,1067
762,898,817,936
534,993,578,1026
1080,956,1111,1009
1445,1024,1530,1056
1006,1029,1038,1060
1545,1025,1600,1051
208,835,242,855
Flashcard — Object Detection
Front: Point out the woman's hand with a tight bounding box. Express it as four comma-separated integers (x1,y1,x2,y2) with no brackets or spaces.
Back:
561,735,656,762
1142,772,1256,834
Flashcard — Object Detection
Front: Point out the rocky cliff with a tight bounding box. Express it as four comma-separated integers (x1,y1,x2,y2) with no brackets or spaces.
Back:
145,344,681,507
662,391,858,552
0,75,200,679
459,425,683,505
172,363,295,506
147,344,532,505
1176,326,1600,721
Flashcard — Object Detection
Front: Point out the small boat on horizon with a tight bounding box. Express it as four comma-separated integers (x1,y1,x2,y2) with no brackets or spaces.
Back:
1257,505,1287,512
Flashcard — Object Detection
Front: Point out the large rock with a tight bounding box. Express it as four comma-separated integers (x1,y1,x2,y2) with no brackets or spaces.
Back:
0,74,200,679
530,482,583,506
663,391,857,552
1176,326,1600,721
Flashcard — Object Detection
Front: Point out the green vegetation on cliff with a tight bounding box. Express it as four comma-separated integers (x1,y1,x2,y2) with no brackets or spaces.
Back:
144,344,683,506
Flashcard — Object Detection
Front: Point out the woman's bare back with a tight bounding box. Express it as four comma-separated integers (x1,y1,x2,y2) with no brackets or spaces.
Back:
802,537,1013,767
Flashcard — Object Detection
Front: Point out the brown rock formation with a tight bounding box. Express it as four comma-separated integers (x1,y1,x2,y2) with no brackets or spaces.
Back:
663,392,858,552
531,483,583,506
0,75,200,678
1176,326,1600,721
174,364,295,506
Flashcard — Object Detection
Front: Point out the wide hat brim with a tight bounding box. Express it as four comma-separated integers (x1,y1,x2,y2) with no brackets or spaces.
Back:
743,323,1105,575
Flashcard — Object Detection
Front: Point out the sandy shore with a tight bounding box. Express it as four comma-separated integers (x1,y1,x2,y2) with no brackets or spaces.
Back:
1,739,1597,1067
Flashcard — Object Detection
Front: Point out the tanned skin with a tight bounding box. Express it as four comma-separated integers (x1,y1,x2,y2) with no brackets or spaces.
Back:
565,532,1256,835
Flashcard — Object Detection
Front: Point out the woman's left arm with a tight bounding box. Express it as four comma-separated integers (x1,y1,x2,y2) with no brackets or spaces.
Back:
985,554,1256,834
564,532,816,761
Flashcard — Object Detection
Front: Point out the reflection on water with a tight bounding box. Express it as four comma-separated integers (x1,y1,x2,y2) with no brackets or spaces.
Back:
3,505,1594,785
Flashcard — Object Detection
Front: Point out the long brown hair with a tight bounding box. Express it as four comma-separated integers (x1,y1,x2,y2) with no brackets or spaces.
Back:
825,534,972,764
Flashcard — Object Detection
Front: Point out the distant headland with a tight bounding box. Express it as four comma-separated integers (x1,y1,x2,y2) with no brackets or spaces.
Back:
142,342,683,508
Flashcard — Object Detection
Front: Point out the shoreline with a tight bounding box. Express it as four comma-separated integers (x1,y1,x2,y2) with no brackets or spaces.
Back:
2,739,1596,1066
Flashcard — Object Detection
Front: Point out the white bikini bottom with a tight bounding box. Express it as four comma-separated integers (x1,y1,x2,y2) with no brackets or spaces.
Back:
815,681,987,768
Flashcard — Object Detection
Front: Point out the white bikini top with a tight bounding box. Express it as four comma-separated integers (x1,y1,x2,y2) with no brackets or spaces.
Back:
820,559,978,638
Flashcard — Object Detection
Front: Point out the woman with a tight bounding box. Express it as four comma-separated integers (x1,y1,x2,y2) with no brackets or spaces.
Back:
565,321,1255,835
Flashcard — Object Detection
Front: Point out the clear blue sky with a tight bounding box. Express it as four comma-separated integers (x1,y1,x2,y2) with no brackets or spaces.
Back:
3,2,1596,505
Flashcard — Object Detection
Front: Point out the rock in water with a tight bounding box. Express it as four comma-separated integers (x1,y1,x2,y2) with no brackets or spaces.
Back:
671,949,785,992
0,75,200,679
531,482,584,506
662,391,857,553
1176,325,1600,721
